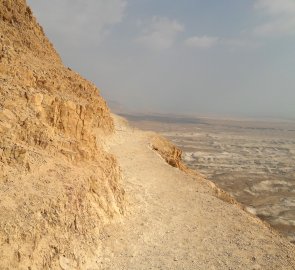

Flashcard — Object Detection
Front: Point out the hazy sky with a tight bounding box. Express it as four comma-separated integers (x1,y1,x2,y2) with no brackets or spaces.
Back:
27,0,295,118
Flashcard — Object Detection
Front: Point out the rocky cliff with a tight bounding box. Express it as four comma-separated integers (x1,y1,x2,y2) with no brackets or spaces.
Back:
0,1,124,268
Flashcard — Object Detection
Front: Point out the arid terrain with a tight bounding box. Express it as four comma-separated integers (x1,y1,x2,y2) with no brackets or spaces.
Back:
1,1,295,269
0,1,124,268
123,113,295,243
96,115,295,270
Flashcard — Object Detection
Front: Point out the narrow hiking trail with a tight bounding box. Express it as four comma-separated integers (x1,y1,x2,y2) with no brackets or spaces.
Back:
97,116,295,270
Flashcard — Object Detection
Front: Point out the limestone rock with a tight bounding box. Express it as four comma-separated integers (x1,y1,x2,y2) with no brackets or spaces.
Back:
0,0,125,268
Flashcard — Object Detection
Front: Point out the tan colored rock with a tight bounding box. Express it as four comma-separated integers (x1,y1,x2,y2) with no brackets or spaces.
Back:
0,108,16,122
0,0,125,268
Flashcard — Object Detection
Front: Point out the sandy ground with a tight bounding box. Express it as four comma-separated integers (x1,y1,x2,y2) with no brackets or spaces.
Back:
96,116,295,270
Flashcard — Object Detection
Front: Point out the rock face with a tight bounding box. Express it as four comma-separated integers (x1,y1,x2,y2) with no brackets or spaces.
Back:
0,1,124,268
151,135,244,206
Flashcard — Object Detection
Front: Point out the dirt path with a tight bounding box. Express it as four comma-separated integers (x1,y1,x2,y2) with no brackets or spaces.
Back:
98,116,295,270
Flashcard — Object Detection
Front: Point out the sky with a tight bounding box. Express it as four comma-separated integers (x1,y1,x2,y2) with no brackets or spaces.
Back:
27,0,295,119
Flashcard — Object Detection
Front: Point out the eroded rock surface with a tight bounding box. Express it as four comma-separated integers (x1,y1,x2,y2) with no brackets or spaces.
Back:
0,1,124,268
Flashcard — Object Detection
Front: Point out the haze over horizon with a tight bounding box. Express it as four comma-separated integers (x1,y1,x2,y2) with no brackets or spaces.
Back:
27,0,295,119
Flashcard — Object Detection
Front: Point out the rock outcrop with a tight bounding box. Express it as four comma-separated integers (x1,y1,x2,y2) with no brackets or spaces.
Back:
0,1,124,268
151,135,247,207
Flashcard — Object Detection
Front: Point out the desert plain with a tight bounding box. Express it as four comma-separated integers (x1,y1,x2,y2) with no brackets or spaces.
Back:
122,113,295,243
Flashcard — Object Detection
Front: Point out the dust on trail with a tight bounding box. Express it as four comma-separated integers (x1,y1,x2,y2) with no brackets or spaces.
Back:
97,116,295,270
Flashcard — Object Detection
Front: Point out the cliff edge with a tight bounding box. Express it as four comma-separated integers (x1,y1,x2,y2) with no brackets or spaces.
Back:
98,115,295,270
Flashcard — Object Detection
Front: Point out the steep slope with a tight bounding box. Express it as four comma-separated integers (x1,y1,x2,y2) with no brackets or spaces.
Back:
0,1,124,269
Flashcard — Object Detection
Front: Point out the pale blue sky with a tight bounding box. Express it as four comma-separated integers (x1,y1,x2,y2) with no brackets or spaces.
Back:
27,0,295,119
